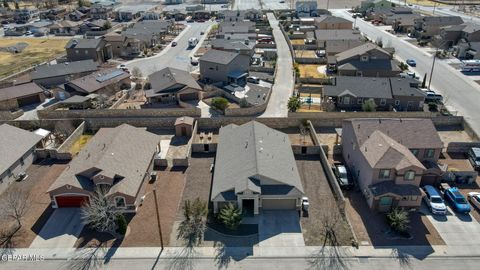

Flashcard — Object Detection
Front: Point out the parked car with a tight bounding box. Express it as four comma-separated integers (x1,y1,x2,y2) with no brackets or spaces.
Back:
221,4,229,8
406,59,416,67
190,57,199,66
444,187,471,214
423,90,443,102
423,185,447,215
196,19,205,23
302,197,310,212
467,147,480,170
247,76,259,84
399,71,415,78
468,192,480,209
332,164,353,189
171,41,177,47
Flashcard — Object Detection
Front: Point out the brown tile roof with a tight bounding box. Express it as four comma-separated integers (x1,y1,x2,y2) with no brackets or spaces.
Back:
65,68,130,94
174,116,194,126
0,82,44,102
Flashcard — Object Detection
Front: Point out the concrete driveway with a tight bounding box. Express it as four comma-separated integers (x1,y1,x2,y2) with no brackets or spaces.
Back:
258,210,305,247
422,204,480,246
30,208,84,248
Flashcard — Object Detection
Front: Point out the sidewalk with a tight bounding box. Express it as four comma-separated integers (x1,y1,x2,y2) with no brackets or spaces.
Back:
7,244,480,261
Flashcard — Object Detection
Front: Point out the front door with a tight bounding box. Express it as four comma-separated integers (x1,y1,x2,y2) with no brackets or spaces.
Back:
378,196,393,212
242,199,255,216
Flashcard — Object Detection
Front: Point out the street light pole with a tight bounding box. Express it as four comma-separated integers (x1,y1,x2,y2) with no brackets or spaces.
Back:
153,189,164,249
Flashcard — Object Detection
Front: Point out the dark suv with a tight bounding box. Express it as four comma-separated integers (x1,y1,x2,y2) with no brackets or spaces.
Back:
468,147,480,170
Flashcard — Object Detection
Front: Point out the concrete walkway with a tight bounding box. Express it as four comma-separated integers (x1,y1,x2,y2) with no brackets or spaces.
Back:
260,13,294,118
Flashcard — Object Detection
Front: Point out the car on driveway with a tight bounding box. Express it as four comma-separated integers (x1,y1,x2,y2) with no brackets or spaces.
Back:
468,192,480,209
400,71,415,78
247,76,259,84
423,185,447,215
171,41,177,47
467,147,480,170
423,90,443,102
332,164,353,189
444,187,471,214
406,59,416,67
302,197,309,212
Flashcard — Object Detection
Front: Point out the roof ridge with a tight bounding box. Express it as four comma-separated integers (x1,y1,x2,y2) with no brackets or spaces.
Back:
251,121,260,177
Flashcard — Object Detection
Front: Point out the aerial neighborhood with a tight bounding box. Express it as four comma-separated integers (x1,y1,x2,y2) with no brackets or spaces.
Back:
2,0,480,269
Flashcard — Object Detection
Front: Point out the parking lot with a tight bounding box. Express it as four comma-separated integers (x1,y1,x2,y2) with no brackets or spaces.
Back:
296,156,354,246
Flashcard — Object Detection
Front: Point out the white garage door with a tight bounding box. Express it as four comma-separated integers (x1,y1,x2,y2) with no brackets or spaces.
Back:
262,199,296,210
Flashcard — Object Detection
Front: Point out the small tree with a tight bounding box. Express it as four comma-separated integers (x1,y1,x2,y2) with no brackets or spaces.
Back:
387,208,410,234
0,188,30,228
116,214,127,235
362,98,377,112
3,0,8,9
143,81,151,90
293,63,300,78
218,203,242,231
398,62,409,71
211,97,229,112
421,73,427,88
287,95,301,112
428,102,438,111
131,66,142,78
103,20,112,30
81,190,120,236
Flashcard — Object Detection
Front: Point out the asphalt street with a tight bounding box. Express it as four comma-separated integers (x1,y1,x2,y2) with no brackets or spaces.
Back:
260,13,294,117
333,9,480,137
125,21,213,77
3,256,480,270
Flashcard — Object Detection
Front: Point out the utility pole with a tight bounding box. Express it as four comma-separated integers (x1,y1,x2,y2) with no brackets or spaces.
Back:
428,46,439,90
153,189,164,249
326,0,330,10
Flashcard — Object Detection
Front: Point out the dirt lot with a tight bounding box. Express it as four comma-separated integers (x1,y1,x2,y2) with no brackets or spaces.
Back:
438,130,474,144
345,191,445,246
75,166,187,248
291,39,305,45
69,135,93,155
0,160,68,248
298,64,327,79
294,50,317,58
297,156,354,246
0,38,70,78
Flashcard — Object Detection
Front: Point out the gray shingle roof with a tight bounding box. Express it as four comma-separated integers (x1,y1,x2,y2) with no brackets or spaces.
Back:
370,181,421,197
0,82,44,101
47,124,159,197
315,29,362,41
315,15,352,25
199,49,240,65
335,43,391,63
211,121,304,201
390,78,424,97
324,76,393,99
30,60,98,80
417,16,463,26
344,118,444,150
0,124,43,175
147,67,201,96
211,39,255,51
66,38,103,49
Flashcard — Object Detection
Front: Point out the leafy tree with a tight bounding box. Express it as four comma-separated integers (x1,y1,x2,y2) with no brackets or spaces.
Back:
78,0,85,7
293,63,300,78
287,95,301,112
421,73,427,88
428,102,438,111
218,203,242,231
81,190,120,236
398,62,409,71
387,208,410,234
211,97,229,112
116,214,127,235
3,0,8,9
143,81,151,90
103,20,112,30
362,98,377,112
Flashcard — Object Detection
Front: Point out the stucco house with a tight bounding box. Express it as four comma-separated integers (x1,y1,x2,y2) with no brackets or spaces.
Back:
212,121,305,215
146,67,204,104
62,69,131,99
0,124,43,195
65,38,112,63
0,83,45,111
296,1,318,17
30,60,99,88
47,124,160,211
314,15,352,30
341,118,443,212
414,16,463,40
199,49,250,85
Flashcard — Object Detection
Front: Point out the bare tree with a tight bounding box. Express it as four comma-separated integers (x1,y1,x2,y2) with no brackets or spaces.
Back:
131,66,142,79
81,190,120,237
177,198,208,247
0,188,30,249
53,120,75,146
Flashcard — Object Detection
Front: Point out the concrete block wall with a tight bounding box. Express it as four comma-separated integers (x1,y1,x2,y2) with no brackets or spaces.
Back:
0,109,23,120
446,142,480,154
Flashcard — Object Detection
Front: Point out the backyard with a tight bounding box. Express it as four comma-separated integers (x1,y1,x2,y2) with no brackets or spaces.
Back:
0,38,70,78
298,64,327,79
69,135,93,156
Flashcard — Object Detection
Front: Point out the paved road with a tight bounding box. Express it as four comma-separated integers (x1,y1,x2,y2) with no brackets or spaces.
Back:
333,9,480,137
29,208,84,248
4,256,480,269
125,22,212,77
261,13,294,118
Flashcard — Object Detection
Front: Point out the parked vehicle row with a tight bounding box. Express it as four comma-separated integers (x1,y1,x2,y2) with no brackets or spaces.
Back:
423,184,472,215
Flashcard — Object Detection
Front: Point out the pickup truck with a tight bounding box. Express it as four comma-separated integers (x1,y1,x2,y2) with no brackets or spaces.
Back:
423,90,443,102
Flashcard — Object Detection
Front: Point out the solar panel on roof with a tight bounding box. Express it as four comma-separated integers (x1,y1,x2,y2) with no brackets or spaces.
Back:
96,70,124,83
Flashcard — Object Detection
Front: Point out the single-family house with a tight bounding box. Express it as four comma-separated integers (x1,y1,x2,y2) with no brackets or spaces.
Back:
359,0,394,13
165,0,184,4
0,83,45,111
65,38,112,63
296,1,318,17
328,43,401,77
212,121,305,215
49,20,82,36
323,77,425,111
199,49,250,85
30,60,99,88
123,20,173,48
90,4,113,20
142,11,162,21
314,15,352,30
62,69,131,98
165,10,187,21
325,39,366,55
217,21,256,38
414,16,463,40
341,118,443,212
68,10,88,21
104,33,144,58
146,67,204,104
314,29,363,49
47,124,160,211
211,38,255,56
0,124,44,195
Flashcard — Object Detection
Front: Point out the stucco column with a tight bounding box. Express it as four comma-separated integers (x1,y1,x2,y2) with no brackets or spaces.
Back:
237,197,243,212
254,197,259,215
213,201,218,214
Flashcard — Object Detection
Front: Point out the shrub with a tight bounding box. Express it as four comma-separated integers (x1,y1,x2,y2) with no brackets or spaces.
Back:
116,214,127,235
387,208,410,234
287,95,301,112
239,98,249,108
428,102,438,111
362,98,377,112
218,203,242,231
131,67,142,78
211,97,229,112
398,62,409,71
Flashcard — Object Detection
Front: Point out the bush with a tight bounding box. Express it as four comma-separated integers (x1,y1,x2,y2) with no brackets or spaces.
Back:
239,98,249,108
218,203,242,231
143,82,151,90
287,95,301,112
428,102,438,111
211,97,229,112
116,214,127,235
387,208,410,234
131,67,142,78
398,62,409,71
362,98,377,112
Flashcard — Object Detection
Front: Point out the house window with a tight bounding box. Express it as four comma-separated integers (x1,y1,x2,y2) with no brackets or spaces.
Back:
380,99,387,106
411,196,418,201
395,100,400,106
379,169,390,179
411,149,419,156
115,196,126,208
75,49,79,54
343,96,350,105
361,55,369,62
357,98,363,104
425,149,435,158
404,170,415,181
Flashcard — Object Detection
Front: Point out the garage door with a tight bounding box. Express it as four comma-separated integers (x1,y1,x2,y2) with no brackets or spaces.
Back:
179,92,199,101
17,94,41,107
56,196,89,208
262,199,296,210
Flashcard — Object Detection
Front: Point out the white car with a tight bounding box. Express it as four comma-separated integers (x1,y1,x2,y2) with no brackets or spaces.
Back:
468,192,480,209
302,196,309,212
